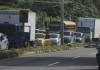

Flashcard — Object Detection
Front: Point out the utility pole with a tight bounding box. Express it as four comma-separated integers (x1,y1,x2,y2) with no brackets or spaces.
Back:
61,0,64,45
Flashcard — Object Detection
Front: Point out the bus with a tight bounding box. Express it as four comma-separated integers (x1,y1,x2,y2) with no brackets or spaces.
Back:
48,21,76,32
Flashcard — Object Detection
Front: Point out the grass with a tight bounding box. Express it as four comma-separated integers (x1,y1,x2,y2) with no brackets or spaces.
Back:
0,43,83,59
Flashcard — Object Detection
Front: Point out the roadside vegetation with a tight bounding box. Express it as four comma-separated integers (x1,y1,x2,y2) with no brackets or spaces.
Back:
0,0,100,29
0,43,83,59
0,0,98,59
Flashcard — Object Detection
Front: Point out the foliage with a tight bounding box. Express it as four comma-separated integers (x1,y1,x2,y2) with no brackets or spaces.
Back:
0,43,83,59
0,0,100,28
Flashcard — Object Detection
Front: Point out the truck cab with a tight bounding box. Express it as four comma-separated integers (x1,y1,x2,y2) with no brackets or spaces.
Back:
64,31,74,43
72,32,84,42
0,24,27,48
76,27,93,42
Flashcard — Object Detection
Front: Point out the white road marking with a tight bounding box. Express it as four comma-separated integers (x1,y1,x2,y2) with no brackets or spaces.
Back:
47,62,60,66
72,56,81,59
89,53,96,55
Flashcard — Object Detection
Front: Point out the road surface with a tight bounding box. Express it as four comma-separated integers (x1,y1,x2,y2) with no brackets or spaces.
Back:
0,47,98,70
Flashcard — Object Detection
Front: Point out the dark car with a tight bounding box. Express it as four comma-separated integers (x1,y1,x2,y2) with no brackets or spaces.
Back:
96,41,100,70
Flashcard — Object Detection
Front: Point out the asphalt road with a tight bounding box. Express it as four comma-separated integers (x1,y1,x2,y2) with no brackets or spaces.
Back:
0,47,98,70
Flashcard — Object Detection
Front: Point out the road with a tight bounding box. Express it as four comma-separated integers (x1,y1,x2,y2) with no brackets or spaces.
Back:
0,47,98,70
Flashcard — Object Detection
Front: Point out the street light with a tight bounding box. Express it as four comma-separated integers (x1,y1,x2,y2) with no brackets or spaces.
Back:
61,0,64,45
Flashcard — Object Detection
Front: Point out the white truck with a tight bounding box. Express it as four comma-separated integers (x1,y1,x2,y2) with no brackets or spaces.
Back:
76,17,100,42
0,10,36,48
64,31,75,43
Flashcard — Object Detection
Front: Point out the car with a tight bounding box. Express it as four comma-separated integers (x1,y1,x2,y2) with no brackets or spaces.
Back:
34,33,51,46
96,41,100,70
49,33,61,45
72,32,84,42
0,33,9,50
34,38,51,46
35,33,46,39
64,31,74,43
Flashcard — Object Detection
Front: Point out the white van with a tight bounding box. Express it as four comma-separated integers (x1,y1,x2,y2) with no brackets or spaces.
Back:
0,33,9,50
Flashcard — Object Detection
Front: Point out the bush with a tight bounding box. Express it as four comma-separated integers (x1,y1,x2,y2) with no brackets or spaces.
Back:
0,43,83,59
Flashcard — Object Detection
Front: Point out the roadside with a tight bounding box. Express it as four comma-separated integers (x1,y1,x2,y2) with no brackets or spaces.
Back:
0,43,84,60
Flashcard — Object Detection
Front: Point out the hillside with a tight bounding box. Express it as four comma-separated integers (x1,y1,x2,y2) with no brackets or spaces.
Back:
0,0,100,28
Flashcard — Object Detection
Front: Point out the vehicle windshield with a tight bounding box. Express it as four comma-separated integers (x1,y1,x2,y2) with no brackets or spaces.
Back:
50,34,58,38
73,33,81,37
35,34,45,38
0,24,19,36
76,27,90,33
64,32,70,36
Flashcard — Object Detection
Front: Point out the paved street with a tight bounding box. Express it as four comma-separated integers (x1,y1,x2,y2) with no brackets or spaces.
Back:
0,47,98,70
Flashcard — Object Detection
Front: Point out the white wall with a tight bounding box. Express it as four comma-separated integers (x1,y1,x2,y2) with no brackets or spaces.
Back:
25,12,36,41
94,19,100,38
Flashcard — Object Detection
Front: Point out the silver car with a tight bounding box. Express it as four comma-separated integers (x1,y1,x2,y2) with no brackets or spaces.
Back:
0,33,9,50
49,33,61,45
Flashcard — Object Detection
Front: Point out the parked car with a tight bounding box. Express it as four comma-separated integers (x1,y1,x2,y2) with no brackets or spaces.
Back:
0,33,9,50
64,31,74,43
34,33,51,46
49,33,61,45
35,33,46,39
72,32,84,42
96,41,100,70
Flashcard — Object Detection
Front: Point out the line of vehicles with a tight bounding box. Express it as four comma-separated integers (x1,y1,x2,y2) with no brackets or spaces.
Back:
35,17,100,46
0,10,100,50
35,30,84,46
